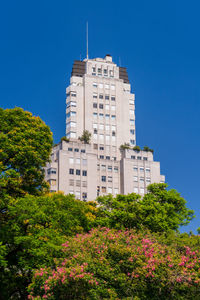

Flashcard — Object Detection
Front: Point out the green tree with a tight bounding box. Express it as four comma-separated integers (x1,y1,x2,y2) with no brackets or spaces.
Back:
28,228,200,300
94,183,194,232
0,193,96,299
78,130,91,144
0,107,53,203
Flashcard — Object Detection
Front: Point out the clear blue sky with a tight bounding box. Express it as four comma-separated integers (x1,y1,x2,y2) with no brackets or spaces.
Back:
1,0,200,233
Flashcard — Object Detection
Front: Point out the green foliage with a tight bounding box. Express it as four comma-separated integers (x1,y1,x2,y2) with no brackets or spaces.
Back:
0,107,53,203
28,228,200,299
143,145,154,153
78,130,91,144
61,136,70,142
94,184,194,232
0,193,96,299
119,143,130,150
133,145,141,151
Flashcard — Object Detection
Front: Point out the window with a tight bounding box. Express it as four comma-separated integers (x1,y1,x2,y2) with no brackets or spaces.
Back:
143,157,148,161
140,167,144,171
130,119,134,126
100,146,104,150
69,158,74,164
93,112,97,118
130,109,134,115
74,148,79,152
140,188,144,194
93,82,97,88
98,124,103,130
102,186,106,193
130,140,135,145
105,114,110,120
99,103,103,109
99,94,103,99
101,165,106,171
146,168,150,172
70,132,76,138
106,135,110,141
105,104,109,110
111,106,115,111
129,99,134,105
108,187,112,194
111,115,116,120
137,156,142,160
105,95,109,100
99,83,103,89
82,170,87,176
108,176,112,182
114,188,119,194
102,176,106,182
47,168,57,174
92,67,96,72
82,159,87,165
113,157,116,161
76,180,81,187
82,181,87,187
134,176,138,182
140,177,144,182
93,103,97,108
111,96,115,101
114,166,118,172
131,155,136,159
82,192,87,200
133,166,138,171
105,84,109,89
146,178,151,183
99,134,104,140
81,149,85,153
108,166,112,171
93,134,97,139
75,191,80,199
134,187,138,193
112,136,116,141
69,179,74,186
104,69,107,75
93,144,98,149
93,123,98,129
111,84,115,90
71,92,76,97
100,155,104,159
76,169,80,175
69,168,74,175
93,93,98,98
71,111,76,116
98,68,102,74
106,156,110,160
99,113,104,119
97,186,100,196
130,129,135,135
110,71,114,77
105,125,110,131
76,158,80,164
68,147,73,151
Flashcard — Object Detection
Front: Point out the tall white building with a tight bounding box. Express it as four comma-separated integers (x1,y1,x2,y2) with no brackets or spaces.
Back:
45,55,165,201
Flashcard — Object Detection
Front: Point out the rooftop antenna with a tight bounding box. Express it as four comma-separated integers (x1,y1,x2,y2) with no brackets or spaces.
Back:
86,21,89,59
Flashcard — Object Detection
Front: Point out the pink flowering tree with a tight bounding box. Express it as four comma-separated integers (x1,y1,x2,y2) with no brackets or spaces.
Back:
28,228,200,299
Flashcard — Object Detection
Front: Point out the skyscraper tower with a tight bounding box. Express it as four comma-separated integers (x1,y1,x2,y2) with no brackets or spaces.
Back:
45,55,165,201
66,55,135,160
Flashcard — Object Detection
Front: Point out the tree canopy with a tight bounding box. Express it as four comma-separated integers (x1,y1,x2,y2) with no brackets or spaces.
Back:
0,193,96,299
94,183,194,232
0,107,53,203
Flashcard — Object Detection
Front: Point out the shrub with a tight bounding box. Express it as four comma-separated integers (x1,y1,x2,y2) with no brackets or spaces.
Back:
28,228,200,299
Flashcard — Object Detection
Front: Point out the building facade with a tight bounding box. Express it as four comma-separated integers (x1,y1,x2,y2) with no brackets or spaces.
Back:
45,55,165,201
